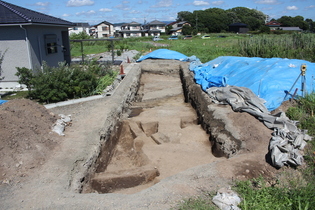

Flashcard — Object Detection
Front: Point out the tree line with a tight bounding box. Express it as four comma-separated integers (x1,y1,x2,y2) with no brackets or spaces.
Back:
174,7,315,34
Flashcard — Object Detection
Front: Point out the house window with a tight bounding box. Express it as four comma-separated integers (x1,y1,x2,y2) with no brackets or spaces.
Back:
44,34,57,54
102,26,108,31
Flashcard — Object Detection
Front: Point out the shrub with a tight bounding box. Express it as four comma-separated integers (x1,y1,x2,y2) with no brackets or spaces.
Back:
15,67,35,95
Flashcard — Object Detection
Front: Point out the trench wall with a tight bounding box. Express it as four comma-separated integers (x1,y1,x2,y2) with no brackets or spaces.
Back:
179,63,242,158
70,63,142,193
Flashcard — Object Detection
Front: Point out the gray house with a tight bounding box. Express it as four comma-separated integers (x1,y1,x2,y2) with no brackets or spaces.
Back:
0,1,74,89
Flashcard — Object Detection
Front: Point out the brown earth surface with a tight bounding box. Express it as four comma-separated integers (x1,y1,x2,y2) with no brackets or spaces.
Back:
0,99,60,183
0,60,293,209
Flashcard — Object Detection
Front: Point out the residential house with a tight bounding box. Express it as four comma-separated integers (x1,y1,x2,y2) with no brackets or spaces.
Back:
119,21,143,38
143,20,166,36
168,21,191,35
0,0,74,88
95,21,114,38
266,21,302,32
279,27,303,32
265,21,281,30
69,22,90,36
113,23,125,37
229,23,249,33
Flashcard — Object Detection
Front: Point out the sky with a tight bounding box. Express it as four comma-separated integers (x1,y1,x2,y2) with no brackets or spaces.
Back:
5,0,315,25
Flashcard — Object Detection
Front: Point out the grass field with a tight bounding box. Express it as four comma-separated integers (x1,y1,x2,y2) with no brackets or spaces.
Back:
70,33,315,63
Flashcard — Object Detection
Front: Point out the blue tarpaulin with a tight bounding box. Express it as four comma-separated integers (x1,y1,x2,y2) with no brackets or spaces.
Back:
137,49,188,62
137,49,315,111
0,100,8,105
190,56,315,111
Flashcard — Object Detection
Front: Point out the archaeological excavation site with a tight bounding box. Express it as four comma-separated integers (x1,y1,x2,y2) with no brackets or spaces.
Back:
1,54,310,209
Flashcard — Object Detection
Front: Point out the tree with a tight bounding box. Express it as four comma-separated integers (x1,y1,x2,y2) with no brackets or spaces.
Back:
177,11,194,22
182,25,193,35
69,31,91,40
305,18,315,32
277,16,293,26
165,25,173,35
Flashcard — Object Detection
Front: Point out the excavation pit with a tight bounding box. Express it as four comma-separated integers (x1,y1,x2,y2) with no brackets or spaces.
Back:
83,62,216,194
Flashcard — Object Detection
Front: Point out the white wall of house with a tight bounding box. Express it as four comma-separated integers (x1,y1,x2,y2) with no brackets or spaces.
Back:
149,25,165,33
69,26,89,35
122,32,142,38
96,23,114,38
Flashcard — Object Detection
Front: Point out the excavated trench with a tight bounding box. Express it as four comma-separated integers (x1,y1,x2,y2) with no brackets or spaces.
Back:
81,60,219,194
80,61,252,194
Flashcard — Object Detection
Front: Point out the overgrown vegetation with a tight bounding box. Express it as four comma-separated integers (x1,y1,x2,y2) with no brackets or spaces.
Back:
239,33,315,62
235,176,315,210
15,61,117,103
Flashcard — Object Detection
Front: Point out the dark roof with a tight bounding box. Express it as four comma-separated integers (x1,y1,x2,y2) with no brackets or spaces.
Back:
0,1,74,26
122,21,141,26
74,22,90,27
95,20,113,26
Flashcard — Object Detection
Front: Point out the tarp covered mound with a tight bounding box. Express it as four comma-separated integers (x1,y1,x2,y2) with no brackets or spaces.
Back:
137,49,188,62
189,56,315,111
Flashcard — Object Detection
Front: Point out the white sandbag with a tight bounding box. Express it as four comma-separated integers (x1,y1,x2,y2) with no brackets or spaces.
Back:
212,187,241,210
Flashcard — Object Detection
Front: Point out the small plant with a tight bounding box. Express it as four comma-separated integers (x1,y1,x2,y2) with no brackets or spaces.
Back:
175,196,218,210
0,50,6,81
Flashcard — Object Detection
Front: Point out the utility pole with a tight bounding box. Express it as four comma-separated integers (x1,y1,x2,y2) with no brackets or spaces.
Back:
196,12,198,33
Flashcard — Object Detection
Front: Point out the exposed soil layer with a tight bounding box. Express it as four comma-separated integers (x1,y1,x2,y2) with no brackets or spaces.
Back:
84,72,216,194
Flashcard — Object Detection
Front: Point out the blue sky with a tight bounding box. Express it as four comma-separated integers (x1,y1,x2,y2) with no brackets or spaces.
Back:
6,0,315,25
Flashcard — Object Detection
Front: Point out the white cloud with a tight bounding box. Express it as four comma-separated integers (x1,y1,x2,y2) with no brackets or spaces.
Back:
305,5,315,9
99,8,112,12
34,2,50,7
76,10,96,16
67,0,94,7
115,4,131,10
151,0,173,8
255,0,280,5
286,5,298,10
129,10,141,14
193,1,210,6
62,14,71,17
212,1,224,6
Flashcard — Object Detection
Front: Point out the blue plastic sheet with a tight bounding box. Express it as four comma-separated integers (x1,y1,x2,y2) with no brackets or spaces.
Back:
0,100,8,105
190,56,315,111
137,49,188,62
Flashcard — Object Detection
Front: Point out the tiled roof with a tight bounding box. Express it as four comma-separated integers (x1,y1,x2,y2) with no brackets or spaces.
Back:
0,1,74,26
147,20,165,25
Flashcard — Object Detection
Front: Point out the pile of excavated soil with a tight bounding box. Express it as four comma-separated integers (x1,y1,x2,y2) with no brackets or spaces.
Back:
0,99,61,183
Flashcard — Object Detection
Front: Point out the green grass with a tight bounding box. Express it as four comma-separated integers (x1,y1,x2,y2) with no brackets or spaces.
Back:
0,91,28,100
70,33,246,63
175,195,218,210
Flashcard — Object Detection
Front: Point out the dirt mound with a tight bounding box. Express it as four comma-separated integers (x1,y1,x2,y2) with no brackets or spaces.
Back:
0,99,60,183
